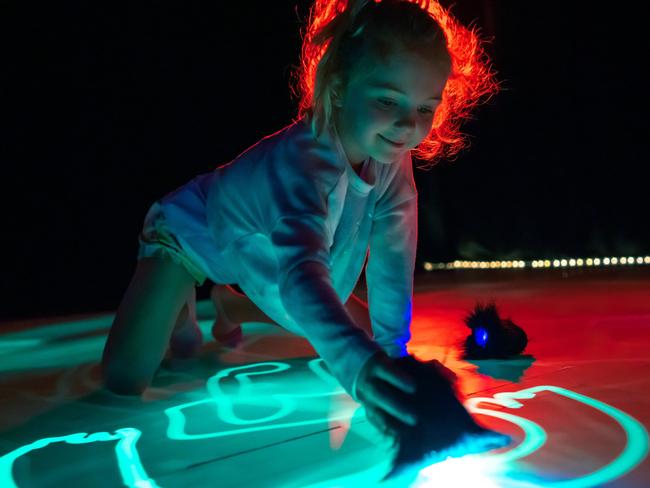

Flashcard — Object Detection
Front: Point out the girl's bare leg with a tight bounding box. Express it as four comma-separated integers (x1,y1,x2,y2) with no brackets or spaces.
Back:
102,256,196,395
169,288,203,358
209,285,263,346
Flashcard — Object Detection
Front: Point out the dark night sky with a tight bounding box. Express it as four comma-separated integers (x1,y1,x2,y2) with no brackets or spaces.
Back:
2,1,648,320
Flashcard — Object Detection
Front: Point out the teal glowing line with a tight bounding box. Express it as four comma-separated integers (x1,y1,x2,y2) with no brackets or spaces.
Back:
465,390,546,464
166,361,354,441
0,428,158,488
206,362,295,425
6,355,643,488
466,385,649,487
166,399,353,440
530,386,648,487
114,428,160,488
167,361,648,488
0,339,43,353
467,400,547,464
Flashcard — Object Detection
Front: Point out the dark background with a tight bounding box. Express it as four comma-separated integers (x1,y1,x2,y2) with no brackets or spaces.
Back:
2,1,648,320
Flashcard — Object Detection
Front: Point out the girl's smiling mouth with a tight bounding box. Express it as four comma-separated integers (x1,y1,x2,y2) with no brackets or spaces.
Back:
379,134,406,147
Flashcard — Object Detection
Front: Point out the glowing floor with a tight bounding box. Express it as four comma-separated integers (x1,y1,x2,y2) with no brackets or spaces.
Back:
1,269,649,487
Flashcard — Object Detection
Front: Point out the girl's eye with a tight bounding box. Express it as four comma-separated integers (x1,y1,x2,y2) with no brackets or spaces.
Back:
378,98,395,107
377,98,434,115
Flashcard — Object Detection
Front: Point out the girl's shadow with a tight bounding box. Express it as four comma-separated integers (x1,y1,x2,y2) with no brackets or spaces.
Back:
464,355,536,382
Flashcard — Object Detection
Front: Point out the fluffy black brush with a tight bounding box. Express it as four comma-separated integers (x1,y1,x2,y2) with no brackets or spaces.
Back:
382,355,511,480
462,302,528,359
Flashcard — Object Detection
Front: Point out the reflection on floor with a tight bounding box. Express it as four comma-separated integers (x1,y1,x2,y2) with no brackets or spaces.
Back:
1,269,649,487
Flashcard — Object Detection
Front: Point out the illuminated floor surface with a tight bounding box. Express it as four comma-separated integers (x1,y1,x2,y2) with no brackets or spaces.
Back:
1,269,649,487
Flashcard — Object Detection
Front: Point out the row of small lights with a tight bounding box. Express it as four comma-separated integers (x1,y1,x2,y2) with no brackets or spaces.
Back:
423,255,650,271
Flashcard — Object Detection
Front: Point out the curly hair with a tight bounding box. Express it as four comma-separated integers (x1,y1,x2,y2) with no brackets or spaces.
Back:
289,0,498,169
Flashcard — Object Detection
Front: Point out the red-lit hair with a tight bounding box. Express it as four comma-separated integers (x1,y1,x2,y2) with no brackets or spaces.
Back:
290,0,498,169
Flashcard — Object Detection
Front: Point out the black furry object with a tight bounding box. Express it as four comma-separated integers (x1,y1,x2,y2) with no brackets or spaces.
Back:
384,355,511,480
462,302,528,359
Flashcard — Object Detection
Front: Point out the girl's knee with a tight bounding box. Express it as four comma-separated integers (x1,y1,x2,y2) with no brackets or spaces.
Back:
101,359,150,396
101,348,155,396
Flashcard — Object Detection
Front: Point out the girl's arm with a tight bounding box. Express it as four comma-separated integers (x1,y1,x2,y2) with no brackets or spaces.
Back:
365,151,418,359
365,194,417,357
271,214,383,399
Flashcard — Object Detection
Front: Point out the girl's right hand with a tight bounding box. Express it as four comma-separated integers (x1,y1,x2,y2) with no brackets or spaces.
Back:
355,351,418,438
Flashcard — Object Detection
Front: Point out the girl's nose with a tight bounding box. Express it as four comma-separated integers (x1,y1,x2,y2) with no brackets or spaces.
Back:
392,119,416,140
393,111,416,132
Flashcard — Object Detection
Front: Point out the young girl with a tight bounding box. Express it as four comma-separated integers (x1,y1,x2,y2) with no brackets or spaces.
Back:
102,0,497,437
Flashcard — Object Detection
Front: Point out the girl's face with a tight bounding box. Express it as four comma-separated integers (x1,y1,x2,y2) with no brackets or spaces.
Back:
332,48,451,167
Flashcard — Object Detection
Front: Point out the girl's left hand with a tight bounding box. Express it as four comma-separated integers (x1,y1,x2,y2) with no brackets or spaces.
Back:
355,351,418,437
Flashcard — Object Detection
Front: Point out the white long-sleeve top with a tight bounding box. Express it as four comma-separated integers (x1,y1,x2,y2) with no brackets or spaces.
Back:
155,115,418,399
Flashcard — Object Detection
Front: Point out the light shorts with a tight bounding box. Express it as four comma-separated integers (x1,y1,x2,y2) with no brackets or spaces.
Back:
137,202,208,286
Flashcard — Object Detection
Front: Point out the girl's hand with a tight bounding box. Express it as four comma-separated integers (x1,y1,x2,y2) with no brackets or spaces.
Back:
356,351,419,438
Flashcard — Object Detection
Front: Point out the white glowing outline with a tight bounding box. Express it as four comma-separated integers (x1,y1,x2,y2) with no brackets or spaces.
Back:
466,385,650,487
2,361,648,488
0,428,158,488
165,359,350,440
